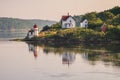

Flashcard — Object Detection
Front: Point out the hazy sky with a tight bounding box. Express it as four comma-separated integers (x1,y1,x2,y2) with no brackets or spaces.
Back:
0,0,120,21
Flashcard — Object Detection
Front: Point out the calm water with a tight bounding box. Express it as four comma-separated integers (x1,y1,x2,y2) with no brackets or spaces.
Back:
0,41,120,80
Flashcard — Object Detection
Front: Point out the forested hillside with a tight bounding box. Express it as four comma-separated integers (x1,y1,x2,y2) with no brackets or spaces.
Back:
37,6,120,42
45,6,120,31
0,17,57,30
81,6,120,29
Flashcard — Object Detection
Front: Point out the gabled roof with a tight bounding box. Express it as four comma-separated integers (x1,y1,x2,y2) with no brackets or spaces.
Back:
62,15,71,21
33,24,38,28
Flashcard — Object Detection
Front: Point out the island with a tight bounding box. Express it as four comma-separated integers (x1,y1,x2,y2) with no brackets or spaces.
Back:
24,6,120,45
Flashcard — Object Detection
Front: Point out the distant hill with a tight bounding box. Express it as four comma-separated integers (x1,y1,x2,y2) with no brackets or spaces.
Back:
0,17,57,30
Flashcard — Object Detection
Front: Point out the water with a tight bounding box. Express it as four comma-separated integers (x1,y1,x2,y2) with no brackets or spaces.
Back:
0,41,120,80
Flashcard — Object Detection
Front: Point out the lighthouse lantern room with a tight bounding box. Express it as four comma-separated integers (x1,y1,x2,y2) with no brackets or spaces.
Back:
27,24,39,39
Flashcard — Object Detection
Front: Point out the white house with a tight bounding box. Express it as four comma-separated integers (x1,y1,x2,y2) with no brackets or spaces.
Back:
62,52,76,65
80,19,88,28
61,14,88,28
61,14,76,28
27,24,39,39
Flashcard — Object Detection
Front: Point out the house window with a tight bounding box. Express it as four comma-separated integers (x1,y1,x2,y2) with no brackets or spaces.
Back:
85,24,88,27
69,23,71,27
85,21,88,23
65,23,67,28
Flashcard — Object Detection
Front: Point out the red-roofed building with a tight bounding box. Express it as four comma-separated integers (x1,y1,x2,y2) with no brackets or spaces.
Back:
62,15,70,21
61,13,76,28
61,13,88,28
27,24,39,39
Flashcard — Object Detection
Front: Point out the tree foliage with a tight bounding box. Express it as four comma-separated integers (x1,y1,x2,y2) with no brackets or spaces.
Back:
50,22,61,31
98,11,114,21
81,6,120,30
106,25,120,40
108,6,120,15
111,14,120,26
41,25,50,31
82,12,103,29
83,12,97,21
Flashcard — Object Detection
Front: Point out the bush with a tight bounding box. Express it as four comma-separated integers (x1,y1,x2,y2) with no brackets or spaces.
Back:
106,27,120,40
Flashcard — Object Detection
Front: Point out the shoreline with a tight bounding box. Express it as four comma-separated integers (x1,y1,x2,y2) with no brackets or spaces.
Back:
10,37,120,46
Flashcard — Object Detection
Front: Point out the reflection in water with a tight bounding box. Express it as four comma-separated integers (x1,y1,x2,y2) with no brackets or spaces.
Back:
28,44,39,58
62,52,75,66
87,52,120,66
27,42,120,67
1,42,120,80
43,48,51,54
27,43,76,66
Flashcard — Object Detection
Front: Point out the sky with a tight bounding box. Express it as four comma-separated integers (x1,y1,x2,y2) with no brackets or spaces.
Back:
0,0,120,21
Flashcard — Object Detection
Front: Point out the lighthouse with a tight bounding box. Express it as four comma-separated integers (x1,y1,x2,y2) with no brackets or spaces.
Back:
27,24,39,39
33,24,39,37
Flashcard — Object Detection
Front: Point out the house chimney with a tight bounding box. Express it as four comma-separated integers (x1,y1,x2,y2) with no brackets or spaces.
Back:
67,13,69,16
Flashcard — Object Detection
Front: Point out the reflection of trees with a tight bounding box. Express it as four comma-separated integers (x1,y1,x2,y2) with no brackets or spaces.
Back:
87,52,120,66
43,48,51,54
26,41,120,66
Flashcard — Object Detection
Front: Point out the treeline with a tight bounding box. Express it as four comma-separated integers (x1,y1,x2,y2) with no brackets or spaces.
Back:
42,6,120,31
24,6,120,43
39,28,106,42
37,27,120,44
82,6,120,29
0,17,56,30
37,6,120,43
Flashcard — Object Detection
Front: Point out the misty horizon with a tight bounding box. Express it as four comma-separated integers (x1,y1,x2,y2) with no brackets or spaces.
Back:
0,0,120,21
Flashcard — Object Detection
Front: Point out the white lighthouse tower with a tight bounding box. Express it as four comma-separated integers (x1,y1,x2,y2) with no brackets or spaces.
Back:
33,24,39,37
27,24,39,39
